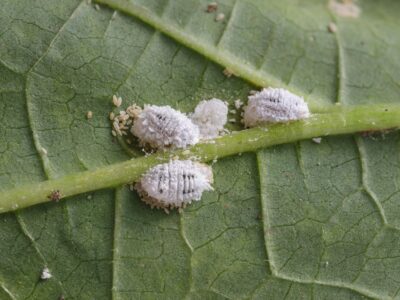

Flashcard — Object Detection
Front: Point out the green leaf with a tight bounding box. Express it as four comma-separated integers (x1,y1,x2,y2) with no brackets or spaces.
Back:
0,0,399,299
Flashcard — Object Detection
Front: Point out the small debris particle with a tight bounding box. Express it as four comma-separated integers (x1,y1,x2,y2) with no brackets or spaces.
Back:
215,13,225,22
229,109,236,114
86,111,93,119
87,194,92,200
111,130,117,137
327,22,337,33
223,68,235,78
126,104,142,119
328,0,360,18
40,267,52,280
113,121,122,136
95,4,100,10
182,150,191,155
59,295,65,300
312,137,322,144
48,190,61,202
206,2,218,13
229,118,236,123
112,95,122,107
109,112,115,120
234,99,243,109
40,147,47,156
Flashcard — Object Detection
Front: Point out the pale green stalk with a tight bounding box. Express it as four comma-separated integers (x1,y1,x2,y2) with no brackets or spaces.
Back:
0,104,399,214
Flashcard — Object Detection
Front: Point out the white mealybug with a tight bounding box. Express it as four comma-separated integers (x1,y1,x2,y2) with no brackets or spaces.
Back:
135,160,213,211
243,88,310,127
190,99,228,139
40,267,52,280
131,105,200,149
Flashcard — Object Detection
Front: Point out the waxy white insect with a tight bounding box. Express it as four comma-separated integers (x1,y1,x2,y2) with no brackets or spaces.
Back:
131,105,200,149
41,267,52,280
136,160,213,211
191,99,228,139
243,88,310,127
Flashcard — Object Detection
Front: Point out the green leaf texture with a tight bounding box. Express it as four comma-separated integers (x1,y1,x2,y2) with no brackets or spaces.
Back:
0,0,399,299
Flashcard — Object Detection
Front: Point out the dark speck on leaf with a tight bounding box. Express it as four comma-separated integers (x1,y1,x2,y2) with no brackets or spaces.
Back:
48,190,61,202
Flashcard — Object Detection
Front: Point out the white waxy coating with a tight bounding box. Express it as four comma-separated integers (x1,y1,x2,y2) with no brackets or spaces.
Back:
41,268,52,280
138,160,213,208
131,105,200,149
190,98,228,139
243,88,310,127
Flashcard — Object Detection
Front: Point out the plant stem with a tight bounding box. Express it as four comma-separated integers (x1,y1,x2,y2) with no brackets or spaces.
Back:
0,104,399,214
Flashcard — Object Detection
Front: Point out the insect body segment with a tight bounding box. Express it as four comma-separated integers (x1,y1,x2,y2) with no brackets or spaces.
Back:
243,88,310,127
131,105,200,149
136,160,213,211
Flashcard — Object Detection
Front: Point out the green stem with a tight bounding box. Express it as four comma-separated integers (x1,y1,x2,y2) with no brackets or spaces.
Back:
0,104,399,213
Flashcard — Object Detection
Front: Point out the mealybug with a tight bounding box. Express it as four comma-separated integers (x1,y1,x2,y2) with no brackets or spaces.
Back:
40,267,52,280
243,88,310,127
191,99,228,139
135,160,213,212
131,105,200,149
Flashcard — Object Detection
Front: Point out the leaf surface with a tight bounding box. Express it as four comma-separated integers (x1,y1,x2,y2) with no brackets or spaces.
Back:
0,0,399,299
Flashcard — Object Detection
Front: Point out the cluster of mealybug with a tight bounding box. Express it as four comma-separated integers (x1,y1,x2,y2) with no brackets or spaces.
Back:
243,88,310,127
131,105,200,149
190,98,228,139
124,86,309,212
136,160,213,212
